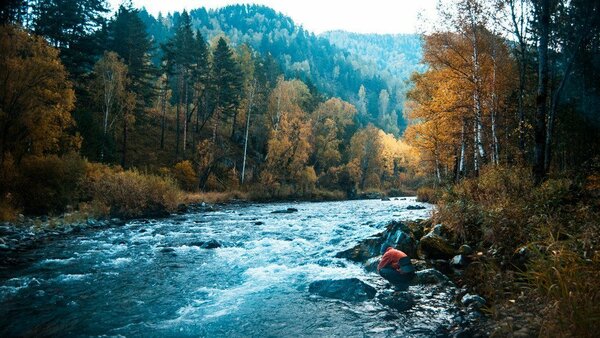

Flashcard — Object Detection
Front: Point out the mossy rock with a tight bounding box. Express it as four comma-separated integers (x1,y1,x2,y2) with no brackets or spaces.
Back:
418,233,456,259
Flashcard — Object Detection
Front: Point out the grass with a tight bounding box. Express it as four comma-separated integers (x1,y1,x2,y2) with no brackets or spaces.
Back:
433,164,600,337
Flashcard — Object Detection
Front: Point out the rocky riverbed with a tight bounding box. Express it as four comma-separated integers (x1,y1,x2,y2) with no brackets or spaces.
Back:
1,198,487,337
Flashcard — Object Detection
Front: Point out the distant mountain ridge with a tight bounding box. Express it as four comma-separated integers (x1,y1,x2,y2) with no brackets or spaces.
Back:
139,5,424,134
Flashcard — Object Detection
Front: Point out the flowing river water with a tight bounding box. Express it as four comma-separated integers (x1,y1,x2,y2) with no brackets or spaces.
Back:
0,198,471,337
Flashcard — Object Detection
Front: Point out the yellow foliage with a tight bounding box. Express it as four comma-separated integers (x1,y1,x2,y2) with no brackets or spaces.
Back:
172,160,198,191
0,25,77,160
85,164,182,219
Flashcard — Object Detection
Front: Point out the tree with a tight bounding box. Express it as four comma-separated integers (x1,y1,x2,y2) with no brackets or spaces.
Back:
162,10,196,159
33,0,108,77
91,52,130,162
357,84,368,124
0,0,28,24
261,78,313,191
0,25,77,163
312,98,356,174
211,37,242,142
108,3,154,106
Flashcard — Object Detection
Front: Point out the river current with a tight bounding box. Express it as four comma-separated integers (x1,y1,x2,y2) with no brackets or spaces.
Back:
0,198,468,337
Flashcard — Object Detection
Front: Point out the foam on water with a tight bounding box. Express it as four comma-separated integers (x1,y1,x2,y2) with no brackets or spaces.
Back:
0,199,450,337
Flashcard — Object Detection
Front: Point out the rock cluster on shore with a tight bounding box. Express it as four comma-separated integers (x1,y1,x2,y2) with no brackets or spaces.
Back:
329,218,487,333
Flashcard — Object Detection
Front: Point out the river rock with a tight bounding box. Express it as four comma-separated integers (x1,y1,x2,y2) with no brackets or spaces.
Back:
335,221,417,264
461,294,486,310
271,208,298,214
458,244,473,255
377,290,415,311
308,278,376,302
406,205,426,210
451,254,468,268
412,268,450,285
177,204,188,213
364,256,381,272
201,239,221,249
381,197,391,201
418,224,456,259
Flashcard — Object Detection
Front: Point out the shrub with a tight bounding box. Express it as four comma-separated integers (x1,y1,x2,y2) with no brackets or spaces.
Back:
16,153,86,215
85,166,181,219
436,164,600,337
416,186,437,203
172,160,198,191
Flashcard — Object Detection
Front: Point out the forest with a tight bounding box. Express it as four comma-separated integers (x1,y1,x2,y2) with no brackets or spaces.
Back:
1,0,600,336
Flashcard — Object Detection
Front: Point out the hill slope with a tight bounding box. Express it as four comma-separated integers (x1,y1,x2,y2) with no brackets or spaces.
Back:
139,5,423,134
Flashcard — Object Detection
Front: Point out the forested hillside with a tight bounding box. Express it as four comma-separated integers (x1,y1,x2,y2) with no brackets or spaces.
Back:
0,1,423,220
138,5,412,134
322,31,425,131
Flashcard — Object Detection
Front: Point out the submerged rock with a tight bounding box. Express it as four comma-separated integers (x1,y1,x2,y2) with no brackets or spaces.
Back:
271,208,298,214
412,268,450,285
202,239,222,249
406,205,426,210
308,278,376,302
188,239,221,249
377,290,415,311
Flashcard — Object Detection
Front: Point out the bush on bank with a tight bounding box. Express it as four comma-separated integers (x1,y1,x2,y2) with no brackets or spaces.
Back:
434,164,600,336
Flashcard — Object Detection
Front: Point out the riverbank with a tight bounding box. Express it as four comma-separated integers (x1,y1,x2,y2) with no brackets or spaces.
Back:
429,165,600,337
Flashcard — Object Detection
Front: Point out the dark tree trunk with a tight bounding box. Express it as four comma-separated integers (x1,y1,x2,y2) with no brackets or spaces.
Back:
533,0,550,184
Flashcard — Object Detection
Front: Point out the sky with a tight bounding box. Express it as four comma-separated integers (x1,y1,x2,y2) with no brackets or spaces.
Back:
108,0,438,34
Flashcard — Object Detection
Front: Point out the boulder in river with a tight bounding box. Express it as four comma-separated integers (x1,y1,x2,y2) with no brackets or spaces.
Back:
377,290,415,311
411,268,450,285
308,278,376,302
406,205,426,210
271,208,298,214
418,224,456,259
202,240,222,249
188,239,222,249
335,221,417,264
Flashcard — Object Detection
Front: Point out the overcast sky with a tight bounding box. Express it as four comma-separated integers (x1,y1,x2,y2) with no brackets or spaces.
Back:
108,0,437,34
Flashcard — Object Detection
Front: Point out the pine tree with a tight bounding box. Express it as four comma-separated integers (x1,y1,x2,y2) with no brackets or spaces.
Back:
211,37,242,143
33,0,108,77
108,4,154,106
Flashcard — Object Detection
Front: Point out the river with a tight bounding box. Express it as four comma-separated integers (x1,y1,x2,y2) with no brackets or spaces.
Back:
0,198,470,337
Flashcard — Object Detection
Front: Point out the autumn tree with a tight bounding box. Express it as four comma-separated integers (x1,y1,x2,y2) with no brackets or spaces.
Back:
91,52,134,163
261,78,314,192
312,98,356,174
0,25,77,164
